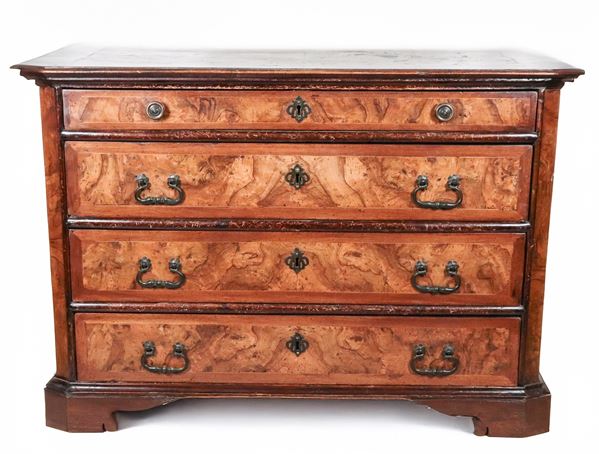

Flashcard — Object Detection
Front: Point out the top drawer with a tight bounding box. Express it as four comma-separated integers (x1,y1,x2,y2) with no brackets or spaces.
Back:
62,90,538,132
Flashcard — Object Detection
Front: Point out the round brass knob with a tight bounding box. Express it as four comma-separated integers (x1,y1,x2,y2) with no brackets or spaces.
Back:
435,103,454,122
146,101,165,120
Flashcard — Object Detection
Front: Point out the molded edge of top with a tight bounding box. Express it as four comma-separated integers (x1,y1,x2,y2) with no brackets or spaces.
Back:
12,45,585,84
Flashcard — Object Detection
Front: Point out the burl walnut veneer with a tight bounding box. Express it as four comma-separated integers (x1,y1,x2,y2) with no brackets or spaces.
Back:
13,46,583,436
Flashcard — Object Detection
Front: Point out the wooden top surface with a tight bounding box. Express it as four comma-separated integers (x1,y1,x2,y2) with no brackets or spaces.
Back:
13,45,583,79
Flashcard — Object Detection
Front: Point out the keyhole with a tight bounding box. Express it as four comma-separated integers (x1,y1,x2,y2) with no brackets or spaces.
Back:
296,104,302,116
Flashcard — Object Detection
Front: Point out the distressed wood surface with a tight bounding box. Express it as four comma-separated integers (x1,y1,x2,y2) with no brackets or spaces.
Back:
69,301,524,316
13,46,584,90
75,313,520,386
62,90,537,132
520,89,560,384
66,218,531,233
14,46,583,73
66,142,532,221
14,47,584,435
45,386,173,432
419,383,550,437
39,87,73,379
70,230,525,306
45,375,551,436
61,130,539,144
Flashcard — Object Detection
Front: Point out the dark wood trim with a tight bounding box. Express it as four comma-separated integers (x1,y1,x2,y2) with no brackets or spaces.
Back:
67,218,531,233
45,375,550,436
45,386,173,432
46,374,545,399
69,301,524,316
12,46,584,86
55,80,566,90
13,65,581,89
61,129,538,144
17,65,585,79
418,380,550,437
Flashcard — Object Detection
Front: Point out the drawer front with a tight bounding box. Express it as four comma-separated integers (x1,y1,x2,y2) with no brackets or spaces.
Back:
75,313,520,386
70,231,525,306
62,90,537,132
66,142,532,221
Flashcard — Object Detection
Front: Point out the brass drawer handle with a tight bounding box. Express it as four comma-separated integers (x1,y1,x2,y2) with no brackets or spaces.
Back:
146,101,166,120
412,174,463,210
411,260,461,295
286,332,309,356
285,248,309,273
285,164,310,189
287,96,311,122
135,174,184,205
141,341,189,374
136,257,186,289
435,103,454,122
410,344,459,377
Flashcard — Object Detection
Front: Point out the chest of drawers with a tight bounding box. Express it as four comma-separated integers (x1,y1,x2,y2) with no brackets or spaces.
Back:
13,47,582,436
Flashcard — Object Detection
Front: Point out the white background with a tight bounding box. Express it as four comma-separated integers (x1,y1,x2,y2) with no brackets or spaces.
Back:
1,0,598,452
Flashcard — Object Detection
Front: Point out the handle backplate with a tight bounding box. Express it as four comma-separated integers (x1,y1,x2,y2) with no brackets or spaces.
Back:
136,257,186,289
410,344,459,377
411,260,461,295
412,174,463,210
135,173,185,205
141,341,189,374
135,174,184,206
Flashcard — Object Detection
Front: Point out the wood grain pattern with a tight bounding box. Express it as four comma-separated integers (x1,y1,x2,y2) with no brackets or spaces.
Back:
65,142,532,221
419,383,550,437
69,301,524,317
75,313,520,386
14,46,584,74
45,386,173,432
521,89,560,384
13,46,584,89
69,230,525,306
62,90,537,132
61,130,539,144
45,375,551,436
14,46,584,435
39,86,73,379
66,218,530,233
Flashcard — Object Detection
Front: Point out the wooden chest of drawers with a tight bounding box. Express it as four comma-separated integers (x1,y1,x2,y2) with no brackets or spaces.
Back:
13,47,583,436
